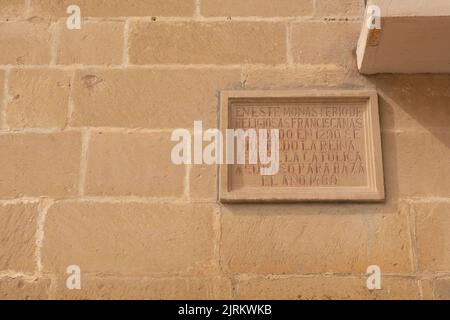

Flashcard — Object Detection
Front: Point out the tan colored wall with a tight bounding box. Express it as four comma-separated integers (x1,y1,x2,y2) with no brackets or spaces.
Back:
0,0,449,300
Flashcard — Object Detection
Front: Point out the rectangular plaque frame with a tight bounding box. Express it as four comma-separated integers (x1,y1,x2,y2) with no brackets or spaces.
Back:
219,90,385,203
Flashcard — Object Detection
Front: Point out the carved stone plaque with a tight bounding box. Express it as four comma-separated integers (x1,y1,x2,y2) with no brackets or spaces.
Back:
219,90,385,203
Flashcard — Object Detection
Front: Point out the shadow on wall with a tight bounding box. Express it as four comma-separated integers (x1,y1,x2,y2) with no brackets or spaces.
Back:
370,74,450,199
373,74,450,135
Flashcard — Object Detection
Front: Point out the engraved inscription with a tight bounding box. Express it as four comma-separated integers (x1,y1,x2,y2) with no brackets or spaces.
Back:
220,91,385,202
231,102,366,190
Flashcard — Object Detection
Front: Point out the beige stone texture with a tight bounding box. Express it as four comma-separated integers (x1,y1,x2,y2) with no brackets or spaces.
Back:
433,278,450,300
382,131,450,198
201,0,314,17
129,22,286,65
375,75,450,130
85,132,185,197
7,69,71,128
31,0,195,18
291,22,360,67
220,202,412,274
190,165,217,200
419,279,435,300
42,202,216,275
414,203,450,272
0,277,50,299
0,70,4,127
51,276,231,300
56,22,124,65
236,276,422,300
0,22,51,65
242,66,354,89
0,203,38,272
315,0,365,17
0,132,81,198
71,69,241,128
0,0,26,20
0,0,448,300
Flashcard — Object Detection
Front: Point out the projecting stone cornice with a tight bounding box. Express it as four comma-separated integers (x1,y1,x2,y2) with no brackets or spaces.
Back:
357,0,450,74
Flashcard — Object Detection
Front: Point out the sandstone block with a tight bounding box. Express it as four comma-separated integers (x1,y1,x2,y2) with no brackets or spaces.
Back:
43,202,216,275
0,22,51,64
0,132,81,197
7,69,70,128
0,203,39,272
71,69,241,128
129,22,286,65
85,132,185,197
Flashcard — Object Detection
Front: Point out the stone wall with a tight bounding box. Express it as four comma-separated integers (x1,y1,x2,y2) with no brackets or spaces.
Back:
0,0,449,299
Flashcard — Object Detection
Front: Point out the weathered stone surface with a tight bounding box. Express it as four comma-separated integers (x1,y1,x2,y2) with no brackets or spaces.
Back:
0,203,38,272
0,70,4,127
236,276,422,300
433,278,450,300
419,279,435,300
31,0,195,17
375,74,450,130
0,277,50,300
85,132,185,197
43,202,216,275
0,0,447,301
190,165,217,200
0,132,81,197
72,69,241,129
242,66,351,89
220,202,412,274
414,203,450,272
0,0,26,20
0,22,51,64
7,69,71,128
382,131,450,198
52,276,231,299
202,0,314,17
129,22,286,65
315,0,365,17
57,22,124,65
291,22,360,67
